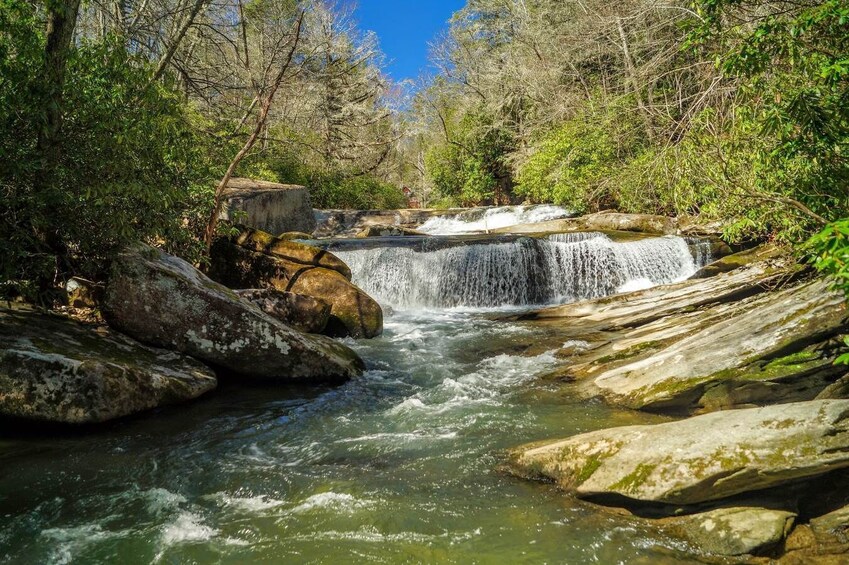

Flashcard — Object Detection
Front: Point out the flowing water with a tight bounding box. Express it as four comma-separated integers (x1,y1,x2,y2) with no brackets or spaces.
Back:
0,234,711,564
417,205,571,235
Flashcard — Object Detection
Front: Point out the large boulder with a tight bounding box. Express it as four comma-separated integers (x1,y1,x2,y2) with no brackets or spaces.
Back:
580,280,847,414
220,178,316,235
0,308,216,424
232,227,352,279
209,231,383,338
235,289,330,334
668,507,796,556
102,244,364,382
508,399,849,506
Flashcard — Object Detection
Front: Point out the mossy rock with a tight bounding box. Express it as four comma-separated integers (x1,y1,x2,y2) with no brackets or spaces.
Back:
208,239,383,339
103,243,364,383
277,231,314,241
0,307,216,424
508,399,849,505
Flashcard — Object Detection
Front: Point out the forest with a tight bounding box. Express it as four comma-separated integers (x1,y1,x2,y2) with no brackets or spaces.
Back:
1,0,847,299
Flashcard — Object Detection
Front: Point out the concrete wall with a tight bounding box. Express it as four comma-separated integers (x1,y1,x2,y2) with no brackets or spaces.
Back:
222,178,316,235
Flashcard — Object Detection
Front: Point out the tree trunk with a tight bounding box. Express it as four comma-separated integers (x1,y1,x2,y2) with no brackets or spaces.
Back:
37,0,82,286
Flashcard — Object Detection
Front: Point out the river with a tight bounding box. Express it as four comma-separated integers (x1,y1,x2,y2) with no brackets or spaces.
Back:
0,228,710,564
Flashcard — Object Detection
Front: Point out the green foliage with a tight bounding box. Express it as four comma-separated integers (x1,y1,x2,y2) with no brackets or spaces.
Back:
515,99,645,212
1,24,215,294
692,0,849,228
808,219,849,293
806,218,849,363
423,110,513,206
239,149,406,210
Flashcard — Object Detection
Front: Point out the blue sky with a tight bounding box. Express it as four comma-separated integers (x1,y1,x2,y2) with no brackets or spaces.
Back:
354,1,466,83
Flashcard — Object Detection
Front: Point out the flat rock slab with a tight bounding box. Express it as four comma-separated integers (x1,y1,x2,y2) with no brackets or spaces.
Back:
509,399,849,506
103,244,364,382
671,507,796,556
586,280,847,413
0,308,216,424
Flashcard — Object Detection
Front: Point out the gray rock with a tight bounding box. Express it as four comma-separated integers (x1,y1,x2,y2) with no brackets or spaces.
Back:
102,244,364,382
221,178,316,235
671,507,796,556
585,280,847,413
0,308,216,424
509,399,849,505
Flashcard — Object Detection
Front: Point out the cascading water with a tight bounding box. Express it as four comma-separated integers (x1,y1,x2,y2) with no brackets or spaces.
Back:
0,222,716,563
417,205,571,235
336,233,711,309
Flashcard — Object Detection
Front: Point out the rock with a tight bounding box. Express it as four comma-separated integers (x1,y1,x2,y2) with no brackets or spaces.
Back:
493,212,678,236
811,505,849,543
65,276,103,308
235,289,330,334
285,265,383,338
208,233,383,339
690,244,784,279
221,178,316,235
313,208,468,238
508,399,849,506
669,507,796,556
277,231,314,240
0,308,216,424
102,244,364,382
233,227,351,279
579,279,847,414
355,224,425,237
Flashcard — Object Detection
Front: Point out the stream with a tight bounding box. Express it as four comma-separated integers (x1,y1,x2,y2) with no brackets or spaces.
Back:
0,227,711,564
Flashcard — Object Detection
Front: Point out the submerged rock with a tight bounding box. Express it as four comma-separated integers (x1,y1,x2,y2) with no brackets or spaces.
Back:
0,308,216,424
235,289,330,334
670,507,796,556
509,399,849,506
209,231,383,338
102,244,364,382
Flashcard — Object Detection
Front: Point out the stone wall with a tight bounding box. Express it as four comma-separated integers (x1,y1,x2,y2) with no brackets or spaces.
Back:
222,178,316,235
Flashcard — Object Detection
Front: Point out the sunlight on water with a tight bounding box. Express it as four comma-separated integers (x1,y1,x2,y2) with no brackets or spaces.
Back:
336,234,710,308
0,237,712,564
417,205,571,235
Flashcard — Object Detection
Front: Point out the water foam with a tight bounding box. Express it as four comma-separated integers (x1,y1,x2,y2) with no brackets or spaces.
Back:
337,234,710,309
417,205,571,235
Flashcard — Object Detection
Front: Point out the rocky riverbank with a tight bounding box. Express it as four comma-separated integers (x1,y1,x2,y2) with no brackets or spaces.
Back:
506,244,849,561
0,229,377,425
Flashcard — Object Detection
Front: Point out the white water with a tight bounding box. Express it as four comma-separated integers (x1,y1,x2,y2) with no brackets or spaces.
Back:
336,233,710,309
417,205,571,235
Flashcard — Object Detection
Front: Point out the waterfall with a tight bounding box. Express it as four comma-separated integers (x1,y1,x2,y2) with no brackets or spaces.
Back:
336,234,711,309
417,205,571,235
